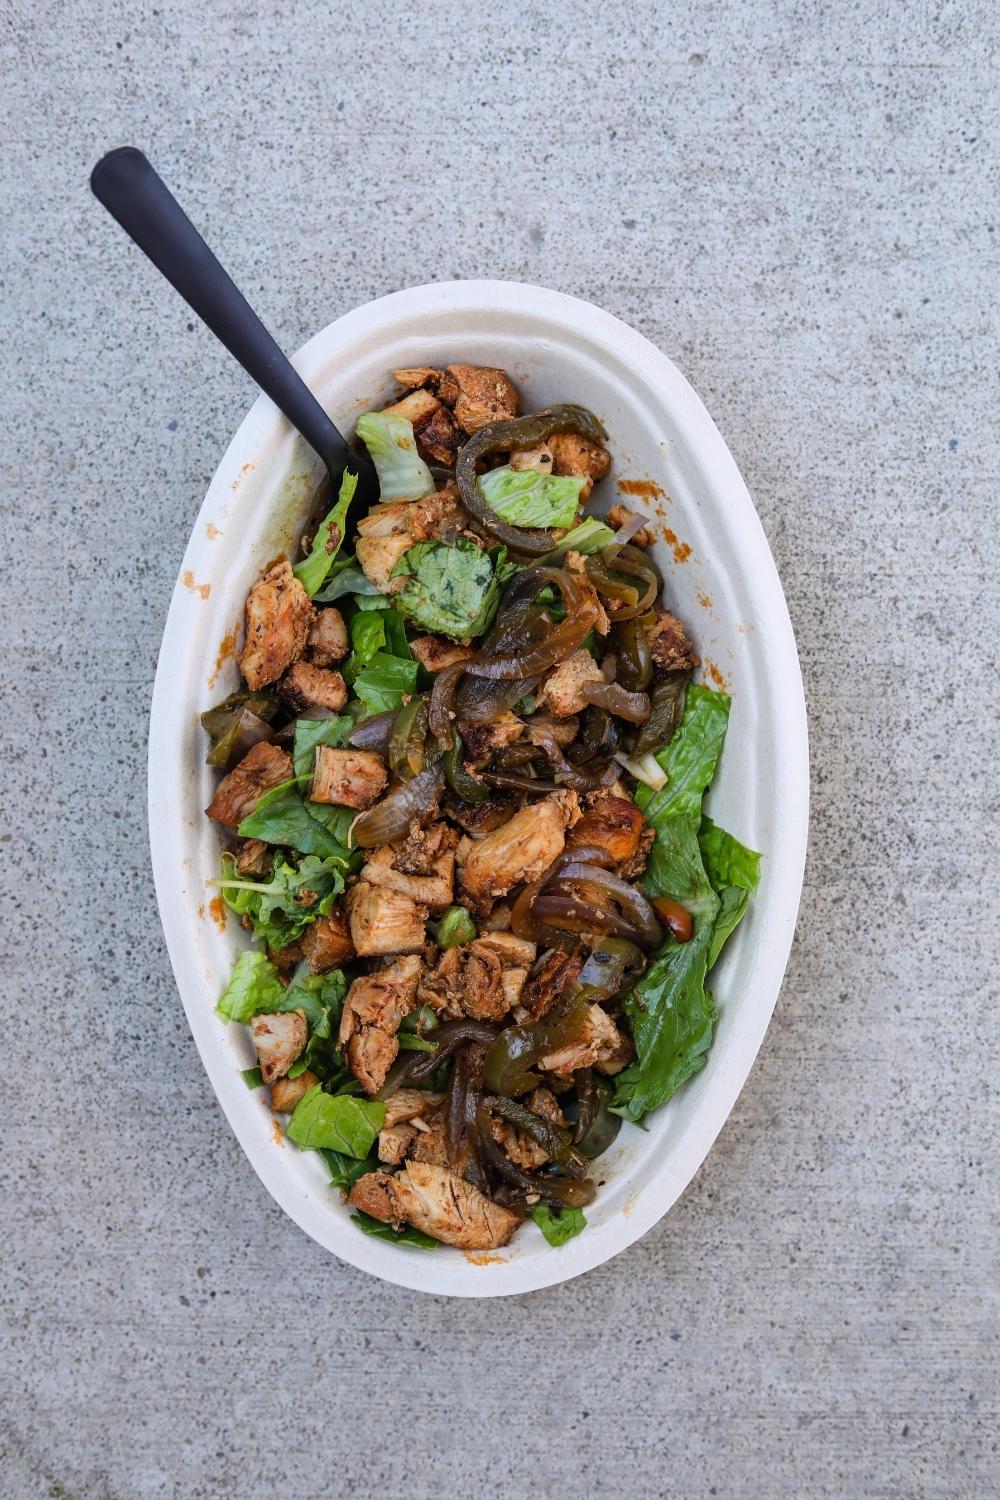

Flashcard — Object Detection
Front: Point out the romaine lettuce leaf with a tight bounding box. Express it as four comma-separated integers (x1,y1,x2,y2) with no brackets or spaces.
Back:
321,1147,378,1190
699,816,761,968
350,1211,439,1249
292,715,353,779
537,517,615,563
236,778,355,859
293,470,358,597
216,950,286,1022
478,465,583,529
392,538,500,639
312,556,382,604
530,1204,587,1246
356,411,435,502
286,1086,384,1155
216,850,348,948
348,610,386,668
352,651,419,713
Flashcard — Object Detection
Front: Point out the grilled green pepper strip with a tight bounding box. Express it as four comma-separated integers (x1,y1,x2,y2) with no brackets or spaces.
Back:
436,905,477,949
443,728,490,802
586,544,659,621
476,1103,597,1207
201,689,281,768
612,618,653,691
573,1073,622,1158
482,995,591,1097
633,672,691,755
574,937,648,1006
456,404,607,556
388,696,428,781
487,1095,590,1178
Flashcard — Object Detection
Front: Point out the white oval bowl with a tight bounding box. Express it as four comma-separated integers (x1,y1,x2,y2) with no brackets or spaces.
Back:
148,280,808,1297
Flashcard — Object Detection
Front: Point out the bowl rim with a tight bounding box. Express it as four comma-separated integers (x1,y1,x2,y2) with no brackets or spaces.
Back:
148,278,809,1296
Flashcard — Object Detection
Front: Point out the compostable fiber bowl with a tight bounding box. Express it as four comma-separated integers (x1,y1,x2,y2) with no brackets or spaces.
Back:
148,280,808,1297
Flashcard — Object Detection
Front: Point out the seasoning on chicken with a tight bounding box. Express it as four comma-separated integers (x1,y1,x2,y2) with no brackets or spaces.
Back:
306,607,349,666
459,710,525,768
339,954,421,1094
269,1070,319,1114
301,908,354,973
360,836,456,911
377,1122,419,1165
539,648,605,718
540,1004,633,1077
548,431,611,503
279,660,348,715
446,364,520,435
238,559,314,690
346,882,427,956
469,931,537,1009
566,790,651,873
356,489,468,594
646,609,699,676
408,634,476,673
349,1162,520,1250
458,791,580,907
520,949,585,1021
251,1010,308,1085
382,1088,444,1129
235,837,272,877
309,747,387,809
205,741,293,828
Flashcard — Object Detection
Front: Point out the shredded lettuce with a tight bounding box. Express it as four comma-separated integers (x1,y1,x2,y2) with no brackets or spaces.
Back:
530,1204,587,1247
356,411,435,502
478,465,583,530
392,538,500,639
286,1086,385,1155
216,850,348,949
293,471,358,596
537,517,615,563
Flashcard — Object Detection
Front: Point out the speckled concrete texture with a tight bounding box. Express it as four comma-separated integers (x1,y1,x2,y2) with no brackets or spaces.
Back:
2,2,997,1497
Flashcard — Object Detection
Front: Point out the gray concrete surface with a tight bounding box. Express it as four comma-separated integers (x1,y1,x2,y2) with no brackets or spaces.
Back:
2,2,997,1496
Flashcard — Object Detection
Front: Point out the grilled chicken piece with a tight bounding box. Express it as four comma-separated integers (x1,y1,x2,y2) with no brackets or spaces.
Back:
301,908,354,973
360,842,455,911
306,607,349,666
408,1109,449,1167
339,954,422,1094
417,931,533,1023
356,490,468,594
349,1162,520,1250
235,837,271,877
377,1122,419,1165
539,648,604,717
416,404,462,465
205,742,293,828
269,1069,319,1114
408,634,476,673
391,820,457,876
567,791,651,873
309,747,387,809
393,365,445,391
458,791,580,907
646,610,699,676
446,364,520,435
382,1088,444,1129
606,504,654,547
447,794,516,841
491,1085,566,1169
540,1004,632,1077
346,882,427,956
520,949,585,1022
279,661,348,715
251,1010,308,1085
470,932,536,1010
458,710,525,769
238,559,314,690
510,442,554,475
548,431,611,503
268,938,304,971
381,387,442,428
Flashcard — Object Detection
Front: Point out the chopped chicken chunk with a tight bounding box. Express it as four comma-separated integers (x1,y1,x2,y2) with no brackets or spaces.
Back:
520,949,584,1021
491,1085,566,1169
646,609,699,676
391,820,456,876
349,1162,520,1250
459,791,580,907
279,660,348,715
392,366,444,391
268,938,304,971
377,1122,419,1165
409,1108,449,1167
205,742,293,828
235,837,271,877
238,559,314,690
606,504,654,547
269,1069,319,1114
356,490,468,594
416,404,461,465
306,607,348,666
540,649,604,717
567,790,651,873
548,431,611,503
251,1010,307,1085
339,954,422,1093
382,1088,444,1129
510,442,554,475
346,882,427,956
459,710,525,768
301,908,354,972
540,1004,632,1076
309,747,387,809
446,364,520,435
409,634,476,673
381,387,442,428
360,840,455,911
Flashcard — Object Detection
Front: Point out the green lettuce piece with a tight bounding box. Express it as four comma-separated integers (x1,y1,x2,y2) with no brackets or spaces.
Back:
216,950,285,1022
350,1211,439,1249
383,607,411,660
612,686,732,1121
356,411,435,502
392,538,500,639
321,1147,378,1190
478,465,583,529
282,969,350,1083
216,851,347,948
530,1204,587,1247
237,778,354,859
242,1066,264,1089
349,610,386,667
436,905,476,949
292,715,353,780
286,1086,385,1155
537,517,615,563
699,816,761,968
293,471,358,596
352,651,419,713
312,556,382,604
